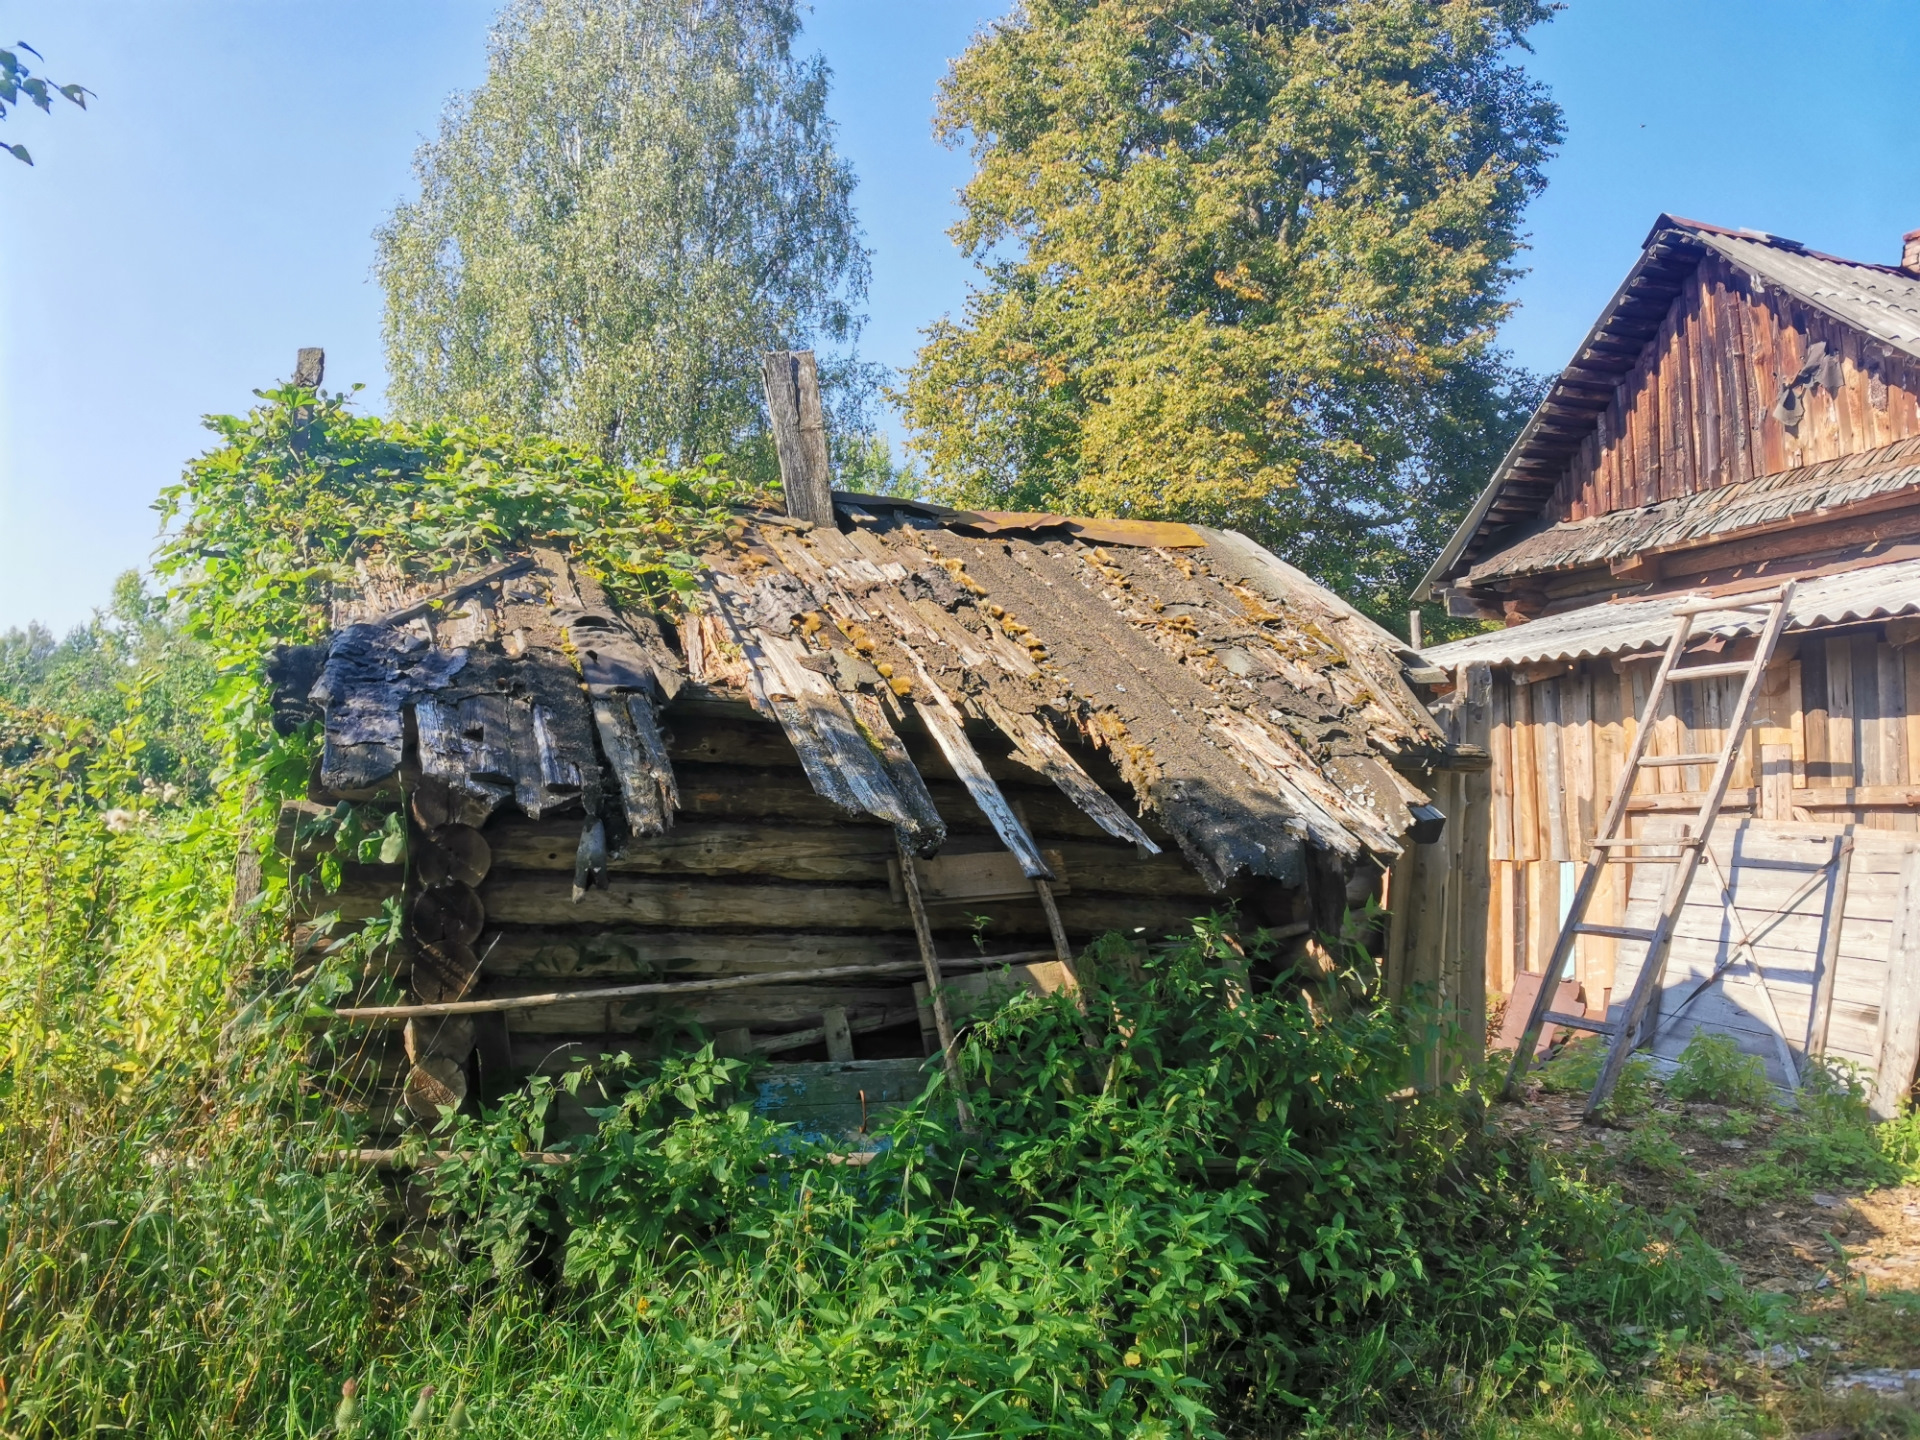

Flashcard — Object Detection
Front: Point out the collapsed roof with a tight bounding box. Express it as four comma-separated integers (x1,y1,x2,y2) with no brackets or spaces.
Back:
282,498,1448,892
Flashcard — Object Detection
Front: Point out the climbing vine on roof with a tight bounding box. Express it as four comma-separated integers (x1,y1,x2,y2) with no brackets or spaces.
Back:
156,385,757,677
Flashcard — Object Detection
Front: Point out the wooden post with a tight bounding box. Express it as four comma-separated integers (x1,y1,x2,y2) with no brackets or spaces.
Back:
760,350,835,526
896,833,974,1128
820,1006,855,1062
293,347,325,388
1807,836,1854,1059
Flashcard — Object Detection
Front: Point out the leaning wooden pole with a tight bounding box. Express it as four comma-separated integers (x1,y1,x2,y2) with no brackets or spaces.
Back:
760,350,835,527
896,832,975,1130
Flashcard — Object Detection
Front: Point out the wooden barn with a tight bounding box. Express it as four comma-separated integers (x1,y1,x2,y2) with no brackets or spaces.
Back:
276,467,1468,1144
1419,216,1920,1112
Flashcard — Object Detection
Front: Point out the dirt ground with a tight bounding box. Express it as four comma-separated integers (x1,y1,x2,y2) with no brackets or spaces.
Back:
1496,1089,1920,1298
1494,1085,1920,1435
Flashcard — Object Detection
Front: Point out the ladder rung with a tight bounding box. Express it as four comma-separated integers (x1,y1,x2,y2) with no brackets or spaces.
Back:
1637,753,1722,768
1574,922,1657,942
1591,835,1700,848
1541,1010,1617,1036
1663,662,1755,682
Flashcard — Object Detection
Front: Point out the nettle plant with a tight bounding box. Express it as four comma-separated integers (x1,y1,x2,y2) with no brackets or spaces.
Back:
413,919,1744,1435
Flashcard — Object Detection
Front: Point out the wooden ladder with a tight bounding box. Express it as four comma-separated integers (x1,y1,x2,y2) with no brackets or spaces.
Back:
1502,582,1797,1118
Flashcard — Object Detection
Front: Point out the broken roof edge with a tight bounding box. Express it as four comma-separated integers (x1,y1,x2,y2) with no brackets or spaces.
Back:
1418,215,1920,600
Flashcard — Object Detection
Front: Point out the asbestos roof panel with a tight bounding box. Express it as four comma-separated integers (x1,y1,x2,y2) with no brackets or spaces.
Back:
1465,435,1920,583
1423,555,1920,669
1697,232,1920,360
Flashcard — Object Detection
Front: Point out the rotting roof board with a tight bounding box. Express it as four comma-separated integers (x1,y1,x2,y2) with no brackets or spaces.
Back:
1417,217,1920,600
1421,554,1920,670
283,497,1448,893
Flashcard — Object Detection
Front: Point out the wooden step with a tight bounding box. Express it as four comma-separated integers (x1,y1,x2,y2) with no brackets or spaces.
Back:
1637,753,1723,768
1663,662,1758,683
1573,922,1657,942
1541,1010,1617,1036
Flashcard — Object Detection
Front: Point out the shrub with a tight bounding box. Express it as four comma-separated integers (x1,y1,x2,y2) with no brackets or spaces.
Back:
1535,1034,1658,1119
1666,1032,1775,1109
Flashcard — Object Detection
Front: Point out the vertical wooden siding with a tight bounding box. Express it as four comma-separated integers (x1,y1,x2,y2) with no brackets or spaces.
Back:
1385,666,1492,1076
1485,631,1920,987
1550,254,1920,524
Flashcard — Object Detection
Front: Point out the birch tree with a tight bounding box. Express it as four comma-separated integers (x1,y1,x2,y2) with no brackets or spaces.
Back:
377,0,876,478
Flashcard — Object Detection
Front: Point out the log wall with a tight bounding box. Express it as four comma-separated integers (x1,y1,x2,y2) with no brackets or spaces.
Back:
292,698,1293,1140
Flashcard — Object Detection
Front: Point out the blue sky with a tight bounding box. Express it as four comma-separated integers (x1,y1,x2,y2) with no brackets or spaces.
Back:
2,0,1916,633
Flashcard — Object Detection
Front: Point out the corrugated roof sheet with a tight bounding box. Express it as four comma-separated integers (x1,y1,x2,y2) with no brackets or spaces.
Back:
1697,231,1920,359
1422,555,1920,669
1466,436,1920,584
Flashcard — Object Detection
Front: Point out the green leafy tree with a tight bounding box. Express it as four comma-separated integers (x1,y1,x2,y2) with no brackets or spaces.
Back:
0,573,219,795
899,0,1561,618
1,41,91,165
376,0,879,483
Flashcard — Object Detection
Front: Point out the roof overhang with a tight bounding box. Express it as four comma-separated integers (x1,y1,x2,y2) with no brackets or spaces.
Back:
1420,554,1920,670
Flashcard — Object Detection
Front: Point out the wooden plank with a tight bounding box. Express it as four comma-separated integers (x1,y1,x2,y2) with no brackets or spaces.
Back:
1489,672,1514,862
843,692,946,849
590,695,670,837
760,351,835,526
1808,838,1854,1058
1871,846,1920,1120
1513,681,1540,863
1759,744,1794,822
1828,637,1856,791
1907,644,1920,791
1879,644,1912,831
908,848,1070,904
820,1006,855,1061
897,645,1051,877
751,626,936,836
972,696,1160,852
1565,669,1594,849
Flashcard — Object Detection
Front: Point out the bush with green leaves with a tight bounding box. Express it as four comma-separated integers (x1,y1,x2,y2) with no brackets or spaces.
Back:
394,921,1753,1436
1665,1031,1776,1110
1535,1035,1658,1119
154,384,756,697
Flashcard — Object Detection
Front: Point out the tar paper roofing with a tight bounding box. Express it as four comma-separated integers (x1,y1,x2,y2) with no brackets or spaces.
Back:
1417,217,1920,599
1422,555,1920,670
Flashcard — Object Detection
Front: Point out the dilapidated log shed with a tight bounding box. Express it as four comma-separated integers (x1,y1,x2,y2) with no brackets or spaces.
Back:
1419,216,1920,1112
276,490,1462,1141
